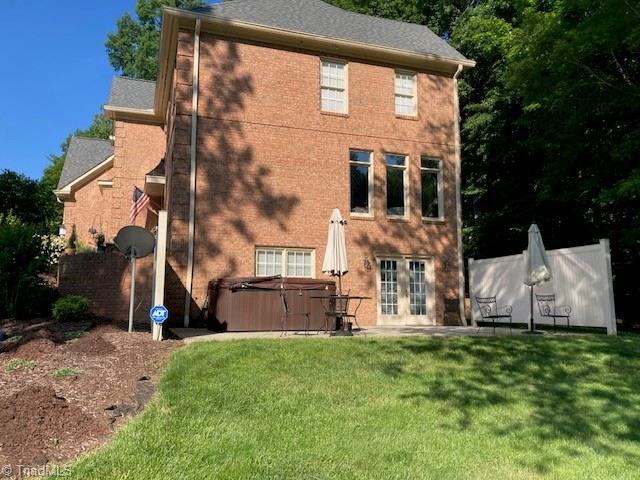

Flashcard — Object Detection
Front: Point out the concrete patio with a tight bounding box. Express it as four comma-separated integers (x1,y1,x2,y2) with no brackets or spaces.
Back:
168,325,573,344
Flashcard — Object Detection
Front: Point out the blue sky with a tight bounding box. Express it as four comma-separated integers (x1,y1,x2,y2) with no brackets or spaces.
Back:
0,1,135,179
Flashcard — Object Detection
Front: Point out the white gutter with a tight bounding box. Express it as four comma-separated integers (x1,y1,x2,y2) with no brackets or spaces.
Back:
53,155,115,201
184,19,201,327
453,64,468,326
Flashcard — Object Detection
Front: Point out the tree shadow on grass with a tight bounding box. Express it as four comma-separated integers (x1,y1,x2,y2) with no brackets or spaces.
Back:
377,334,640,473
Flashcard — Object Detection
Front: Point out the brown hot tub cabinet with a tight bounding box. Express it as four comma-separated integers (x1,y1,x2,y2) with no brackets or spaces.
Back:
207,277,337,332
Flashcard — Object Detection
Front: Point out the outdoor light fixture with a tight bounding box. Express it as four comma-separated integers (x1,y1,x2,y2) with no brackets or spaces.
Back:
363,257,372,271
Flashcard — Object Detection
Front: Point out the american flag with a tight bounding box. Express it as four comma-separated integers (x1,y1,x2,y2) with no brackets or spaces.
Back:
130,186,150,224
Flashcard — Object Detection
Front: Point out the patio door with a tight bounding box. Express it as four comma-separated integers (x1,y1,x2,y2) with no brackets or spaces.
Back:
377,257,435,326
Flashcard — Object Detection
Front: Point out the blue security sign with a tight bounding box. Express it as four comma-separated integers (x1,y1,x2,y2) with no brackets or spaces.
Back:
150,305,169,325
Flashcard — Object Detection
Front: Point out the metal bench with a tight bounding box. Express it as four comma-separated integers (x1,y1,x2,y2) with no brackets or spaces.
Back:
475,296,513,333
535,294,571,330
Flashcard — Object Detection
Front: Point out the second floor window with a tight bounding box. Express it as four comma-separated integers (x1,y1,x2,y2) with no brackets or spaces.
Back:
321,60,347,113
385,154,408,217
395,71,417,116
350,150,373,215
421,157,443,219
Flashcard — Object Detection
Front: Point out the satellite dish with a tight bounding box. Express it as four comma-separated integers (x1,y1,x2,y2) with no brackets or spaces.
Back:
115,226,156,333
115,226,155,259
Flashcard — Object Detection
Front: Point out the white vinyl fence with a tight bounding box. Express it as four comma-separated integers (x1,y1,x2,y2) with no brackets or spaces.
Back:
469,239,617,335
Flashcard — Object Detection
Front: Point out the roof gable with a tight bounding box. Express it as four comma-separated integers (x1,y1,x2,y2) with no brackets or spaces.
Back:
57,137,114,190
191,0,468,62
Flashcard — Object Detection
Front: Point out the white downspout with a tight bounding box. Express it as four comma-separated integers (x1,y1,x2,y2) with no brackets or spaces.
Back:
453,64,467,326
184,19,201,327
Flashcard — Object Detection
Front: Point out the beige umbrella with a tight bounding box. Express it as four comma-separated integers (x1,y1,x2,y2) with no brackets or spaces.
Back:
322,208,348,295
524,223,552,332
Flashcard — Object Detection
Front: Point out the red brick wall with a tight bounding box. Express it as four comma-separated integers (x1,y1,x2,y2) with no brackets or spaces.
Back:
166,31,462,326
62,169,115,246
111,121,166,235
58,252,154,324
62,122,165,246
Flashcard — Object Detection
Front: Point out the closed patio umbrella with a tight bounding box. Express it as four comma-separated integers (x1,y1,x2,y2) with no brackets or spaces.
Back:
524,223,552,333
322,208,348,295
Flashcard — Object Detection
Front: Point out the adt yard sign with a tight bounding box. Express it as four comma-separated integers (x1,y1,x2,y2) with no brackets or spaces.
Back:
150,305,169,325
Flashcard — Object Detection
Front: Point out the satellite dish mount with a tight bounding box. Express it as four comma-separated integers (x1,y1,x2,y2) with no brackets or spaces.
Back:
114,226,156,333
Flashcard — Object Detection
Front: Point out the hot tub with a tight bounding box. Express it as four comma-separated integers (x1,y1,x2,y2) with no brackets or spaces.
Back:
206,276,336,332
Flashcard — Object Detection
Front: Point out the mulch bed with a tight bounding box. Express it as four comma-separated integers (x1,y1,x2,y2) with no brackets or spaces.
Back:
0,386,109,469
0,317,181,474
66,331,116,356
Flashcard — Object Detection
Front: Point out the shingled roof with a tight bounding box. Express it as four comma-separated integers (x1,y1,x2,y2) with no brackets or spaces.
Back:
191,0,468,62
57,137,114,190
106,77,156,111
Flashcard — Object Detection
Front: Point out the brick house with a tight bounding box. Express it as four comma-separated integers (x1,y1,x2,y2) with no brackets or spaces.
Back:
55,0,475,328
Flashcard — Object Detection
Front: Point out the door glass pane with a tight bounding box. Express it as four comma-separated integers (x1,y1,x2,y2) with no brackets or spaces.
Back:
380,260,398,315
409,261,427,315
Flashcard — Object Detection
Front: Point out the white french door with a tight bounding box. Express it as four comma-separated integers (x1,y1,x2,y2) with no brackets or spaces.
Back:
377,256,435,325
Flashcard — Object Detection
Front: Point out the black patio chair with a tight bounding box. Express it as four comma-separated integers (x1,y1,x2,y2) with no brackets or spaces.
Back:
333,294,365,336
475,296,513,333
535,294,571,330
279,287,311,336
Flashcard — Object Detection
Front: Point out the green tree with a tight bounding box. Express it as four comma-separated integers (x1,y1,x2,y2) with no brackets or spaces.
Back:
0,170,45,225
449,1,538,258
106,0,204,80
326,0,476,37
507,0,640,320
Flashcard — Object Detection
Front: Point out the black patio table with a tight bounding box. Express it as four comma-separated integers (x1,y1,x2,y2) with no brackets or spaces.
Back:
310,294,371,336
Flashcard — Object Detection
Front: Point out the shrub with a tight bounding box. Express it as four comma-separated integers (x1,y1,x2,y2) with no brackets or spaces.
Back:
94,232,105,249
13,279,58,319
0,214,50,318
75,240,96,254
67,224,77,249
52,295,90,322
36,233,66,268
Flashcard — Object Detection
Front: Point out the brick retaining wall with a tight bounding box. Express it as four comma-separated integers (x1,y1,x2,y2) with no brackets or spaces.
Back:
58,252,154,324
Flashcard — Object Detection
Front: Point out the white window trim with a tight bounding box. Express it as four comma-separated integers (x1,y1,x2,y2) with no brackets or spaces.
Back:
320,58,348,114
349,149,374,219
385,153,410,220
255,247,316,278
420,157,445,222
394,70,418,117
375,255,436,326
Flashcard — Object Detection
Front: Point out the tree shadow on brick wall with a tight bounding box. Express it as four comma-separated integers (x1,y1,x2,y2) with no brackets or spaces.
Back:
172,36,300,323
350,112,461,322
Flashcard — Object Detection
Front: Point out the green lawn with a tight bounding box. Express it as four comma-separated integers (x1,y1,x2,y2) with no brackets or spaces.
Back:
67,334,640,479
